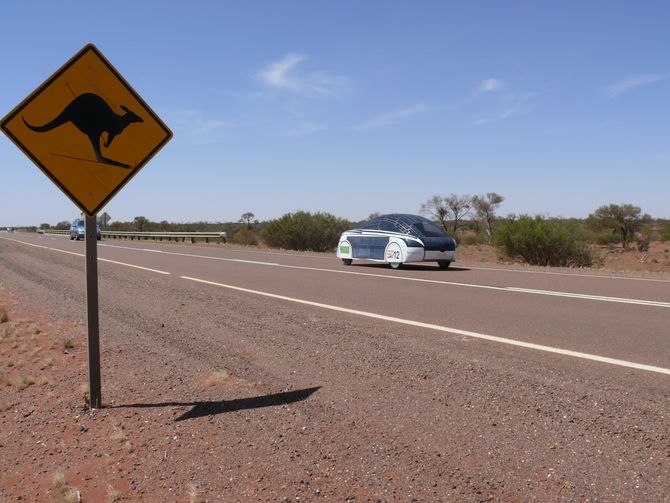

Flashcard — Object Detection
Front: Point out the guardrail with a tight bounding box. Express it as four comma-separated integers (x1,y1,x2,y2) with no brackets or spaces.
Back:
39,229,227,243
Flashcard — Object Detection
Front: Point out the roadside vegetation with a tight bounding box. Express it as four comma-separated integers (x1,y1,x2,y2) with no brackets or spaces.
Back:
21,198,669,270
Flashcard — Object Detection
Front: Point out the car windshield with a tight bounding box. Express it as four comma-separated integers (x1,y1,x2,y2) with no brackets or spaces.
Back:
76,221,84,228
411,221,447,237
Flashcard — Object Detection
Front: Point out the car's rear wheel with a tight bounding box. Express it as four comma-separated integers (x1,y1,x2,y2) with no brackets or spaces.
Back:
342,259,352,265
438,260,451,269
389,262,402,269
70,236,74,240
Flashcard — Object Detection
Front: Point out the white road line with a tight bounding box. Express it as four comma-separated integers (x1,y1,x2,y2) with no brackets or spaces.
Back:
100,242,670,308
460,264,670,283
0,237,170,275
507,287,670,308
97,258,171,275
180,275,670,376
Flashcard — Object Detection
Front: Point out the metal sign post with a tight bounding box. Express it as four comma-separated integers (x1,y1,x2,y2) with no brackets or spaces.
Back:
85,215,102,408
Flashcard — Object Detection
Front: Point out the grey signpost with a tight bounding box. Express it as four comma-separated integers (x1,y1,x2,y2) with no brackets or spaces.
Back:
85,215,102,408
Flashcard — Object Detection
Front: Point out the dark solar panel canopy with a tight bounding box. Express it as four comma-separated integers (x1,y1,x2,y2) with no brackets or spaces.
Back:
357,214,439,237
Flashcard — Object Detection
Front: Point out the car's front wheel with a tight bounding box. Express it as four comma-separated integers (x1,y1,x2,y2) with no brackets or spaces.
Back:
342,259,352,265
438,260,451,269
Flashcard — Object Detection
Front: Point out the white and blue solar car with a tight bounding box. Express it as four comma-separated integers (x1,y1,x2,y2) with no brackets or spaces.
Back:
337,214,457,269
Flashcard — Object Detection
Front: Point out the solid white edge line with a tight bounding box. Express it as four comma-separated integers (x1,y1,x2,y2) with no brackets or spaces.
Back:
180,275,670,376
1,237,170,275
506,287,670,308
460,263,670,283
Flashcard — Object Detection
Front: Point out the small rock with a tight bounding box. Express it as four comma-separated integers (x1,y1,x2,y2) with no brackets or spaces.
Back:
0,308,8,323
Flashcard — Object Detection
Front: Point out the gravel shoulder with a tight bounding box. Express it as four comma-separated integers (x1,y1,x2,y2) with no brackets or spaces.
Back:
1,239,668,502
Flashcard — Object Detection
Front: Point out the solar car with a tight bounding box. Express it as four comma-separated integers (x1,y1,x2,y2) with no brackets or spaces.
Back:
337,214,457,269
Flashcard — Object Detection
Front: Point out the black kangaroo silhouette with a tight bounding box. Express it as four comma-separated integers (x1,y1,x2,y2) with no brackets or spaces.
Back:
22,93,143,169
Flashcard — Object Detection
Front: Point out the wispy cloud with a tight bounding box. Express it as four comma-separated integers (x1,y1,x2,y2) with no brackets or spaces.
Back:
281,121,326,138
354,103,428,131
474,93,535,124
605,73,665,97
258,53,348,96
166,109,234,146
476,78,503,94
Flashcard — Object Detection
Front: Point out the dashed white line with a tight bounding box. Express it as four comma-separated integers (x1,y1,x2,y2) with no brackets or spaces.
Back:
0,237,170,275
180,275,670,376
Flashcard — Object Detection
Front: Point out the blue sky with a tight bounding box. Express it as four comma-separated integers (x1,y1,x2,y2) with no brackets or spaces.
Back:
1,1,669,226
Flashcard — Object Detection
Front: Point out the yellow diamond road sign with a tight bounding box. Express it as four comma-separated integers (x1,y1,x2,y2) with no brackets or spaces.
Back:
1,43,172,216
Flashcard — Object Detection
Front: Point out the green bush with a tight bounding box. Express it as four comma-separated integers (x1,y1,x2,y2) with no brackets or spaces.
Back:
230,228,258,246
495,215,597,267
261,211,353,252
660,225,670,243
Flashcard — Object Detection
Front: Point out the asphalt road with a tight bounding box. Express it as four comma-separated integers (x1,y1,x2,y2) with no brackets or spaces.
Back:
3,232,670,374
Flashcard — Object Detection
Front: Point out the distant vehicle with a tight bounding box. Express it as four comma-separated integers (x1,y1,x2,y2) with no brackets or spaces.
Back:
337,214,457,269
69,219,101,240
6,227,15,232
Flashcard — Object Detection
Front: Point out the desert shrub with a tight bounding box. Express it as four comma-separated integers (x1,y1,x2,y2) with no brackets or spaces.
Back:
261,211,353,252
585,229,621,246
495,215,596,267
460,232,489,245
660,225,670,243
230,228,258,246
636,235,650,252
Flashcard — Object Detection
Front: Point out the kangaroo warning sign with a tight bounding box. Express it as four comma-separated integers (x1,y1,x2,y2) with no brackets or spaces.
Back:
1,43,172,215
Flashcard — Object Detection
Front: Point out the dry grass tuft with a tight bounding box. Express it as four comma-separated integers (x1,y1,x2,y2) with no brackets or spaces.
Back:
80,383,90,408
40,356,54,370
204,370,229,386
187,484,207,503
62,338,75,351
107,485,122,503
52,473,81,503
0,401,13,412
9,374,35,390
52,473,67,492
110,426,128,444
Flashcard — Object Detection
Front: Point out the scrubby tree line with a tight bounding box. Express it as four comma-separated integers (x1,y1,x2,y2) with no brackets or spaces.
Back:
35,199,669,268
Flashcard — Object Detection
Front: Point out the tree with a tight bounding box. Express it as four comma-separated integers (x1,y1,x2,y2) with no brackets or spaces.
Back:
420,194,472,234
420,196,450,231
589,204,650,249
39,223,50,230
55,220,71,230
239,212,255,229
133,216,149,232
444,194,471,234
471,192,505,242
